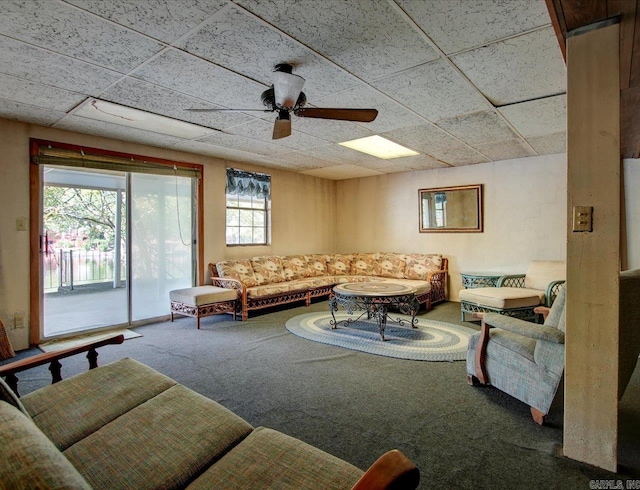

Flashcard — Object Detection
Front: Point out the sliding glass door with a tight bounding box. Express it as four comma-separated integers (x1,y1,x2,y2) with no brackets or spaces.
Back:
41,167,196,338
130,173,194,321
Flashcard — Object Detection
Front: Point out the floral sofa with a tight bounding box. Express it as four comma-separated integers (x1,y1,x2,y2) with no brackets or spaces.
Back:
210,253,448,321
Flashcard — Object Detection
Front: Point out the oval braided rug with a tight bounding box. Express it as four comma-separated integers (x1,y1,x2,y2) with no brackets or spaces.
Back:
285,311,477,361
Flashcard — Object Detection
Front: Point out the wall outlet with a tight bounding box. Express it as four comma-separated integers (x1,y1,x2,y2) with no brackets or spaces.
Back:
16,217,27,231
14,311,25,329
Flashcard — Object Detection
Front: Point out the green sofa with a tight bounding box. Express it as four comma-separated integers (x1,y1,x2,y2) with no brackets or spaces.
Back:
1,349,419,489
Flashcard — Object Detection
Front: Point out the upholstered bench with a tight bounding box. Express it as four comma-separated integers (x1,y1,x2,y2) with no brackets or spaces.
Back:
170,286,238,329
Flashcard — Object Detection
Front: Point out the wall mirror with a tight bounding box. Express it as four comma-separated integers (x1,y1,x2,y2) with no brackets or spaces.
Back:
419,184,483,233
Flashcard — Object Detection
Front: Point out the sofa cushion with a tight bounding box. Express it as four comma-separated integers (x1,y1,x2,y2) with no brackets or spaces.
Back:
187,427,364,490
22,358,177,451
350,253,382,276
0,402,92,490
64,384,253,490
0,375,30,418
404,253,442,280
246,276,337,298
169,285,237,305
524,260,565,291
378,252,407,279
306,254,329,277
251,256,286,285
459,287,544,309
326,254,353,275
281,255,305,280
216,259,259,287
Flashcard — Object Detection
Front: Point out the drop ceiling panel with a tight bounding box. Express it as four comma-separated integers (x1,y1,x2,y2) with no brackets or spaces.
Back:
0,73,87,112
175,4,357,97
373,60,488,122
227,118,331,150
307,143,388,166
0,99,66,126
171,139,275,163
372,154,447,173
383,124,488,165
499,94,566,138
197,132,284,155
0,0,164,72
294,117,374,143
315,85,426,133
396,0,551,55
452,27,566,106
100,77,253,129
267,151,333,170
235,0,439,81
0,36,123,94
64,0,227,43
473,139,536,161
54,115,185,147
301,164,383,180
436,110,519,145
528,131,566,155
130,49,268,109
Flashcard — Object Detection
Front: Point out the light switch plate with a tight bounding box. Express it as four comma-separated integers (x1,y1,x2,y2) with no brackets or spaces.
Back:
572,206,593,232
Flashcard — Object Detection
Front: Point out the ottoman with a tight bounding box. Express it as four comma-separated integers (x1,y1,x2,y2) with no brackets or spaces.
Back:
170,286,238,329
459,287,544,322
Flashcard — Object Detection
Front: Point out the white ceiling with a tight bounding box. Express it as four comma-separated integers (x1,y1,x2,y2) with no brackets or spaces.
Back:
0,0,566,180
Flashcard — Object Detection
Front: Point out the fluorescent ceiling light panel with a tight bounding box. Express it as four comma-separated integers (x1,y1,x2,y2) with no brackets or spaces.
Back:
339,135,419,159
74,99,215,139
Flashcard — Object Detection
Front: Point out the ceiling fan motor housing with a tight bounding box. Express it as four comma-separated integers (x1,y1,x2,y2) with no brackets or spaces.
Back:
261,87,306,111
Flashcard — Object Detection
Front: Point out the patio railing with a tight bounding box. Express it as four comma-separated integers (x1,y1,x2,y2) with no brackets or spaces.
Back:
44,249,123,292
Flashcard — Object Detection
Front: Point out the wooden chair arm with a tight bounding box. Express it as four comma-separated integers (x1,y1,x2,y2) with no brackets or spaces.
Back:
474,319,491,385
0,333,124,397
534,306,551,321
351,449,419,490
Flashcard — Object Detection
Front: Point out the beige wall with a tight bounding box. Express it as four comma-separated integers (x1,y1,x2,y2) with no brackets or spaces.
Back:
0,118,336,350
624,159,640,270
336,154,568,300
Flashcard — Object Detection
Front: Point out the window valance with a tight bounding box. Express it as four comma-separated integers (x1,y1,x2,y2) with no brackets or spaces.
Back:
226,168,271,199
32,146,201,179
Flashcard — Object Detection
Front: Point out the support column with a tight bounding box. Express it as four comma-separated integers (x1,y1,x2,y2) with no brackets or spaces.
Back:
564,21,620,471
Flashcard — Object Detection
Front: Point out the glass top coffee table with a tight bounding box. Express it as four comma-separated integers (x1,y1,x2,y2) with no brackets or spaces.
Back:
329,282,420,341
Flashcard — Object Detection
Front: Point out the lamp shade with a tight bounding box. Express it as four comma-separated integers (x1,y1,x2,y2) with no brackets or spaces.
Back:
273,71,305,109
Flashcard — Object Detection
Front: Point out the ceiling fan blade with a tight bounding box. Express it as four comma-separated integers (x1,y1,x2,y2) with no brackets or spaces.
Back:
294,108,378,122
272,112,292,139
185,108,271,112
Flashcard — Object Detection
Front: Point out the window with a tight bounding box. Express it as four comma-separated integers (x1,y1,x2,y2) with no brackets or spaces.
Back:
225,168,270,245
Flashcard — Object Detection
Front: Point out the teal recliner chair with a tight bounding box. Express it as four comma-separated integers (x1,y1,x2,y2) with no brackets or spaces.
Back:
467,270,640,425
466,285,566,424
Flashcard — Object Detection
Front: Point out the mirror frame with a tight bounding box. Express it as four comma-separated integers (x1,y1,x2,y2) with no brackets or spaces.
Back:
418,184,483,233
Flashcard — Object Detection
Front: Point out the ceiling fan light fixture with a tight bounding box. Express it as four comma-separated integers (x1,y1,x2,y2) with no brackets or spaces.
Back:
339,135,419,159
272,71,305,109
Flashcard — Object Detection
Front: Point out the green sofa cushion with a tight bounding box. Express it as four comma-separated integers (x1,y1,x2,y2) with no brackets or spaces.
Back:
0,375,30,418
64,384,253,490
0,401,92,490
22,358,177,451
188,427,364,490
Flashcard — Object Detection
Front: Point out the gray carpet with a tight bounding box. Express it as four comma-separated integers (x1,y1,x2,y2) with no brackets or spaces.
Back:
4,301,640,489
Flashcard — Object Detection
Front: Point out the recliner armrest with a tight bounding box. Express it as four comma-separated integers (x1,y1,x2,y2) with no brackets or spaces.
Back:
482,314,565,343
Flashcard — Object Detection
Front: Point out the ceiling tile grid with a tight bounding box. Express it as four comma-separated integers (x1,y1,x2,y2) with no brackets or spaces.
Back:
0,0,567,180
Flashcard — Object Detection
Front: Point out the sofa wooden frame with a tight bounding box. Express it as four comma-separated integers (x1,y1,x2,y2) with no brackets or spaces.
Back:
209,258,448,322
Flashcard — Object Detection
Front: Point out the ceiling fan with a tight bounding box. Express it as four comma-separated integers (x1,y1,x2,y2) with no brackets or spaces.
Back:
186,63,378,140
